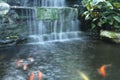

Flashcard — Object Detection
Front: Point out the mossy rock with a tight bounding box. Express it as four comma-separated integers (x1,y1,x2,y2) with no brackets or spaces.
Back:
100,30,120,43
37,7,78,20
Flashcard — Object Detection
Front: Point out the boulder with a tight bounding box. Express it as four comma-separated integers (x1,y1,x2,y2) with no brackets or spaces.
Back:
0,1,10,16
100,30,120,43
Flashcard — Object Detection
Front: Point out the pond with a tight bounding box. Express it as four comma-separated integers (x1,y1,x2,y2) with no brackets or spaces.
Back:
0,40,120,80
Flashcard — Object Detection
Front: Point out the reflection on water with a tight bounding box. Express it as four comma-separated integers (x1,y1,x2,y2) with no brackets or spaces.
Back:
0,40,120,80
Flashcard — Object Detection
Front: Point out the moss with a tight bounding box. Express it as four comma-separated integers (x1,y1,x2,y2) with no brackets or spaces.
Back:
37,8,59,20
37,7,78,20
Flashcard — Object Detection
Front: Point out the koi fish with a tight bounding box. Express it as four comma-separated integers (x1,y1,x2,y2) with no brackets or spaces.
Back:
29,72,35,80
78,71,89,80
23,64,28,70
38,71,43,80
98,64,111,77
16,59,23,67
27,57,35,63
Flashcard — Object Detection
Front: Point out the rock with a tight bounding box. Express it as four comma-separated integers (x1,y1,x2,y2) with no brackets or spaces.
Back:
37,7,78,20
0,39,14,45
73,4,79,8
0,2,10,16
16,37,27,44
100,30,120,43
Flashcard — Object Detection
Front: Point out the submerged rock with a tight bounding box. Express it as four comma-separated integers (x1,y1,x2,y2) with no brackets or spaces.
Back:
0,1,10,16
100,30,120,43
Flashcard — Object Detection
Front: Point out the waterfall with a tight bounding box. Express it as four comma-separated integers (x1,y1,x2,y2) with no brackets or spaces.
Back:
41,0,65,7
23,0,81,43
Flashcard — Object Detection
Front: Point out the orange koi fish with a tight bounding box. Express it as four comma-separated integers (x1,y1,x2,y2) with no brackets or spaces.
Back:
38,71,43,80
98,64,111,77
29,72,35,80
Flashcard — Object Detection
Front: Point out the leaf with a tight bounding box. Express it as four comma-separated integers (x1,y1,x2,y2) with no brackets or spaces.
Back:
92,18,98,22
86,1,92,10
114,22,120,28
113,2,120,8
85,14,90,20
102,17,107,22
113,16,120,22
115,25,120,28
108,19,114,25
98,22,102,27
82,11,89,16
82,0,92,6
92,0,106,5
91,23,96,29
105,1,113,9
98,19,105,26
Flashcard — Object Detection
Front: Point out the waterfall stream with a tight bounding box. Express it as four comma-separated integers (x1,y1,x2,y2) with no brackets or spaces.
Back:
41,0,65,7
22,0,81,43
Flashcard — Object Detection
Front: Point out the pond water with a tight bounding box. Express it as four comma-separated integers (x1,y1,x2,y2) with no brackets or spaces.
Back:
0,40,120,80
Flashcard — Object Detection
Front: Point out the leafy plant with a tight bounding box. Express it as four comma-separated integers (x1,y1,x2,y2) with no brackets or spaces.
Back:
82,0,120,31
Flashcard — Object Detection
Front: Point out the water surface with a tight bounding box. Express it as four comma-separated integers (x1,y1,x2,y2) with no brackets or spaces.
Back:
0,40,120,80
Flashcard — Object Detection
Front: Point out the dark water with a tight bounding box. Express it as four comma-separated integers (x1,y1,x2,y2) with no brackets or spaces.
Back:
0,40,120,80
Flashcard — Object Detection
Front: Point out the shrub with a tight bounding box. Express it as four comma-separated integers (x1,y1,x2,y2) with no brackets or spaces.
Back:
82,0,120,31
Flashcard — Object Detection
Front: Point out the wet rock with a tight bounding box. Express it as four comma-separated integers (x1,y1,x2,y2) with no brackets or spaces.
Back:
0,5,28,46
0,39,15,45
0,38,27,45
37,7,78,20
0,37,27,46
16,37,27,44
0,1,10,16
72,4,80,8
6,0,21,6
100,30,120,43
0,55,5,60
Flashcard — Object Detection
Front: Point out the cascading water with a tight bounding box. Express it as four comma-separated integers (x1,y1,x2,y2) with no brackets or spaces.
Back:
41,0,65,7
31,0,65,7
25,0,81,43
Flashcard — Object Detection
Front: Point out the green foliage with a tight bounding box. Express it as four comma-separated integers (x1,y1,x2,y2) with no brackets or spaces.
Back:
82,0,120,31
